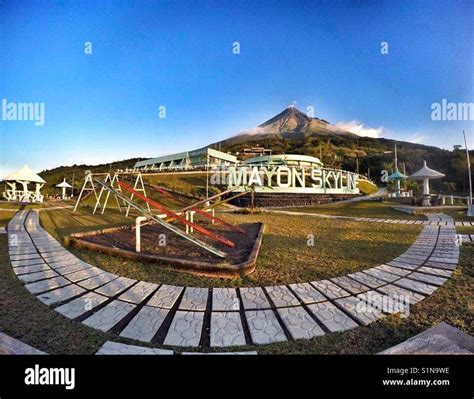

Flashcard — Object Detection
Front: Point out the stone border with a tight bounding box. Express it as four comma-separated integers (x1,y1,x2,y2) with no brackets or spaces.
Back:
64,222,265,279
0,332,46,355
6,210,460,351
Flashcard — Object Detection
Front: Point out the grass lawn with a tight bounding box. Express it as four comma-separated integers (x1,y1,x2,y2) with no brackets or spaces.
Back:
0,208,472,354
0,210,472,354
443,209,474,222
0,211,19,227
39,207,422,287
457,228,474,235
278,200,426,220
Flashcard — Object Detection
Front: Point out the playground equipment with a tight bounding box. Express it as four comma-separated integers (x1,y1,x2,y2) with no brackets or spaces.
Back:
73,172,250,258
357,177,378,195
146,183,246,234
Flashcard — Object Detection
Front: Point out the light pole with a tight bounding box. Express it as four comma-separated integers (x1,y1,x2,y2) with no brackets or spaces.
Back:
463,131,473,216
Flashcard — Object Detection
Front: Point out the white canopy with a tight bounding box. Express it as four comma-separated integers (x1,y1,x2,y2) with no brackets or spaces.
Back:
56,179,72,188
410,160,445,180
2,165,46,183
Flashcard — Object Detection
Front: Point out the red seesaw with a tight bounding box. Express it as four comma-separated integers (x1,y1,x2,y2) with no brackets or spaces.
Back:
118,181,235,248
148,183,245,234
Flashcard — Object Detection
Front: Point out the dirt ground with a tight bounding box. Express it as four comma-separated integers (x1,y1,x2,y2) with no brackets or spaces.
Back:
81,221,261,264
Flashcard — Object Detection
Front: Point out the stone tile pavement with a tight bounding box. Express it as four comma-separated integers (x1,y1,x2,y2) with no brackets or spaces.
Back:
6,210,462,351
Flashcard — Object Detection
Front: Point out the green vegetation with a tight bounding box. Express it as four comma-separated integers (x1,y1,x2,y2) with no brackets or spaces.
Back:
279,200,426,220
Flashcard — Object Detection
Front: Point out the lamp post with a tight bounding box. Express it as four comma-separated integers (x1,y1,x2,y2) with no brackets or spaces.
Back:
463,131,473,216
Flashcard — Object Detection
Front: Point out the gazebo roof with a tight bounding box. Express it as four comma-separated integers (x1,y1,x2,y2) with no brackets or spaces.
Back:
56,179,72,188
387,169,407,181
2,165,46,184
410,160,445,180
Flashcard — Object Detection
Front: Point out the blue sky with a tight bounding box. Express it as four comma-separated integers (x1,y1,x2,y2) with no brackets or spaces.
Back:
1,0,473,175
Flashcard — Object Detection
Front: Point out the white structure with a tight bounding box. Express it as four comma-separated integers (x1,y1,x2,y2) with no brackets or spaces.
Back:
228,154,360,194
2,165,45,203
410,160,445,206
56,178,72,200
134,147,237,171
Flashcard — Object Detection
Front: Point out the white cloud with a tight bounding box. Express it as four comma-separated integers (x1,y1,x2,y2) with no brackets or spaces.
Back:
237,127,269,136
334,120,385,138
407,132,425,144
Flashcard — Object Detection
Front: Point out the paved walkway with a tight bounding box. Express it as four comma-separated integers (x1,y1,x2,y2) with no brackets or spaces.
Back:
6,210,460,350
0,332,46,355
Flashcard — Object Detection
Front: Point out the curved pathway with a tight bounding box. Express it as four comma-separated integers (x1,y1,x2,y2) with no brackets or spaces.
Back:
7,210,459,350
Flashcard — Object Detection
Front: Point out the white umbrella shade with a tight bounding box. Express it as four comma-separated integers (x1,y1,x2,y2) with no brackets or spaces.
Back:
56,179,72,188
410,160,445,179
409,160,445,205
2,165,45,183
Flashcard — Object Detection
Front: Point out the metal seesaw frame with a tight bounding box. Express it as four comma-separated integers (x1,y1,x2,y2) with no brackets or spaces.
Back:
94,177,228,258
117,181,235,248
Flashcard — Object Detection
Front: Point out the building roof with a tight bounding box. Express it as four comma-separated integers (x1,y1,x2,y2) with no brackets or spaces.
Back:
134,147,237,168
243,154,323,166
56,179,72,188
2,165,46,183
410,160,445,179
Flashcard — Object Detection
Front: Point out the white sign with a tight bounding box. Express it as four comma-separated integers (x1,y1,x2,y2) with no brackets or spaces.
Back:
226,166,359,194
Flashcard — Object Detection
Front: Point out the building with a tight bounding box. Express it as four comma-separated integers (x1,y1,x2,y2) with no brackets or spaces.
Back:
237,146,272,160
243,154,323,168
2,165,46,203
134,147,238,171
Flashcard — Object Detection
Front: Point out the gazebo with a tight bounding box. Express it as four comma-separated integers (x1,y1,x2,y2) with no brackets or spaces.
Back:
56,179,72,200
2,165,46,203
410,160,445,206
387,169,407,197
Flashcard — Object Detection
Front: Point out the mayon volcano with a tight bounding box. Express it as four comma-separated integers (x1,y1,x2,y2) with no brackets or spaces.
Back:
238,106,357,137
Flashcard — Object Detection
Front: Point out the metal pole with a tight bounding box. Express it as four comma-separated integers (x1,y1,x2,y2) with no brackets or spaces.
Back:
403,163,407,191
463,131,472,211
206,154,209,199
71,172,75,197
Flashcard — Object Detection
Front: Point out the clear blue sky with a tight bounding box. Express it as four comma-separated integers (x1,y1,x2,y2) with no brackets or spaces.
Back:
1,0,473,175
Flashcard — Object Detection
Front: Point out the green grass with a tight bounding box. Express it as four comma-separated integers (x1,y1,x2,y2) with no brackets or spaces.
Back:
0,208,472,354
456,226,474,235
38,207,422,287
443,209,474,222
275,200,426,220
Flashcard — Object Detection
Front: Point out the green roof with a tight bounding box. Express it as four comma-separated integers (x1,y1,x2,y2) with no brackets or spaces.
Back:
387,169,407,181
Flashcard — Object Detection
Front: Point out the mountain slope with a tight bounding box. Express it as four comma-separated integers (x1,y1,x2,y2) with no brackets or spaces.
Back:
257,106,354,137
